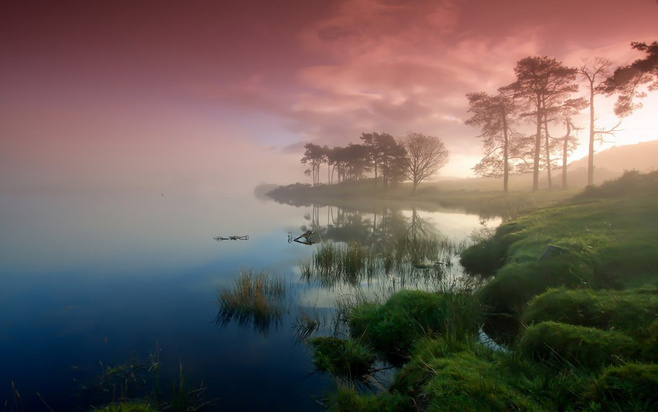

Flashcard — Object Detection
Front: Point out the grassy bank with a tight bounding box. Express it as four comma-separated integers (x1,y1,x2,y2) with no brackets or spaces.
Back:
267,178,580,220
307,171,658,411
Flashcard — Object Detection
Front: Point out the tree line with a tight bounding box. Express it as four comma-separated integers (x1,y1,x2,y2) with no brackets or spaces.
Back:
301,132,449,193
466,41,658,192
299,41,657,193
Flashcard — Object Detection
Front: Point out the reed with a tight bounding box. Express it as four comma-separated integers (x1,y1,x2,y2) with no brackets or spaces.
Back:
216,270,289,335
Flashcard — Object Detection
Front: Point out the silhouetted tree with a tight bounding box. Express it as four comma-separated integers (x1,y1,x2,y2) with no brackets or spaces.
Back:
503,57,579,191
580,57,616,186
604,41,658,117
466,90,518,192
359,132,407,187
301,143,327,186
343,143,371,180
401,133,449,193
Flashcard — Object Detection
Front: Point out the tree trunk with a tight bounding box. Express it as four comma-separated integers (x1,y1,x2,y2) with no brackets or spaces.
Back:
562,120,571,189
587,81,595,186
502,107,510,193
533,96,542,191
544,119,553,190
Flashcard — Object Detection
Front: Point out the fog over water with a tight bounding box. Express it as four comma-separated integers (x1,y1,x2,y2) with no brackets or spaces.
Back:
0,179,499,410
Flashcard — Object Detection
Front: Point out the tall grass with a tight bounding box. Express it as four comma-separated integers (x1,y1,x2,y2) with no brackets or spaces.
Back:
216,270,289,335
301,234,467,292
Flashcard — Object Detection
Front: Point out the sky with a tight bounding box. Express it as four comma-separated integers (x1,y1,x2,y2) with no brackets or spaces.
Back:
1,0,657,194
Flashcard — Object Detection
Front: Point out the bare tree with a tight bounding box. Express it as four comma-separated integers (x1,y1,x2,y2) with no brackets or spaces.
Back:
400,132,449,194
580,57,616,186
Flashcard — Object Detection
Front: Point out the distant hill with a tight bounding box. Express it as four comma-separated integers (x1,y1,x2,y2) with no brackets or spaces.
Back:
568,140,658,174
555,140,658,187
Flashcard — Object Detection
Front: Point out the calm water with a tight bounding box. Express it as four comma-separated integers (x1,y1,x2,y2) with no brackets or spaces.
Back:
0,188,498,411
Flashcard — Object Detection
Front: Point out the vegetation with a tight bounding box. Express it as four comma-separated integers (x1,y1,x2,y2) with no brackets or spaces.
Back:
604,41,658,117
298,132,449,192
307,172,658,411
310,337,376,379
216,270,289,335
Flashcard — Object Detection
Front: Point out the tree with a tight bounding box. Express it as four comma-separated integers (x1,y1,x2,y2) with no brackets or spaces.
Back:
359,132,407,187
301,143,326,186
342,143,371,180
604,41,658,117
465,90,517,192
580,57,615,186
503,57,579,191
400,133,449,193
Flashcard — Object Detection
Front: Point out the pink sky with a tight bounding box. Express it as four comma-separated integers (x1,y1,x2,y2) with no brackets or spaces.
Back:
1,0,657,192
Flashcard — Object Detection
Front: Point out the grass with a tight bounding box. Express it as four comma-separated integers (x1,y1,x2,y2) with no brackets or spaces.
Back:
460,171,658,342
300,234,466,294
348,290,482,363
518,321,639,369
309,337,376,379
216,269,289,335
308,172,658,411
522,287,658,339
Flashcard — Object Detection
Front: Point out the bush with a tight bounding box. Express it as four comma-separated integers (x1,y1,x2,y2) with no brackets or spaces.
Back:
519,322,638,369
586,363,658,410
522,287,658,339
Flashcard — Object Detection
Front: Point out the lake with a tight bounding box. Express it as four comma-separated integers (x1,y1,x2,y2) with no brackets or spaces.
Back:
0,187,499,411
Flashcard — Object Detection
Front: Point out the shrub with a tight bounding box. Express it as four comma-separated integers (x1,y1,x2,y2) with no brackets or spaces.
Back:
519,322,638,369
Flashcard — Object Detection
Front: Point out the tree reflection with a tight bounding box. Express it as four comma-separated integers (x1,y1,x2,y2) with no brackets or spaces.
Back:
295,204,470,292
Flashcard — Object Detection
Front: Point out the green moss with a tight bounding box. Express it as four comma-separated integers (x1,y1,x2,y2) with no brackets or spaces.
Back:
460,222,525,277
392,341,546,412
309,337,375,378
586,363,658,411
523,287,658,339
477,256,593,317
519,321,638,369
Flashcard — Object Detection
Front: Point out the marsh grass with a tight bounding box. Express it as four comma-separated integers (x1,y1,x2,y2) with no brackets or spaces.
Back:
310,337,376,379
216,270,289,335
522,286,658,339
519,321,639,370
301,234,466,293
585,363,658,410
293,306,322,342
347,290,482,363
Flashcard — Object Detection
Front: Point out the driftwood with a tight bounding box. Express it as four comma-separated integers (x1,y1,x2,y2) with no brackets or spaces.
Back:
214,235,249,241
288,230,316,245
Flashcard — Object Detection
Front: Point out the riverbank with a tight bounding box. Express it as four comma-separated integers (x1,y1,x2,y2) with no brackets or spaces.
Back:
265,178,581,220
306,171,658,411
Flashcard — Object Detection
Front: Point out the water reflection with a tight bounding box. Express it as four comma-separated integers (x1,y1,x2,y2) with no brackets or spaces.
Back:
215,202,498,346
